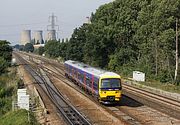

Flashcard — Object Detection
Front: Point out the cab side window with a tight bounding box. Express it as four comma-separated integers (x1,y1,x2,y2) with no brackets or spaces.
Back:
86,77,91,87
93,79,98,90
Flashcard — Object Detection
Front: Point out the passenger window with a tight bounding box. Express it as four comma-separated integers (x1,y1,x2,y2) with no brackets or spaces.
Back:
81,74,84,81
93,81,98,90
77,72,81,80
86,77,91,86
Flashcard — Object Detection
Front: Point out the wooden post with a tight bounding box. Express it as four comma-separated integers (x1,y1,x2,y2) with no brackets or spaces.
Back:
155,39,158,76
175,18,179,81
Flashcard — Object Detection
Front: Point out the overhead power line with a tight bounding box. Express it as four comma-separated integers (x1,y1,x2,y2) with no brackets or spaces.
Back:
0,22,47,28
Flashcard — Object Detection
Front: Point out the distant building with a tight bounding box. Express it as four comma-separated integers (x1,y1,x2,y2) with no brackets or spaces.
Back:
33,30,44,45
33,44,45,49
20,30,31,45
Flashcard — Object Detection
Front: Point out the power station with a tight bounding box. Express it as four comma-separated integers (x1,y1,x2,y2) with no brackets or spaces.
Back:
20,13,59,46
33,30,44,45
20,30,31,45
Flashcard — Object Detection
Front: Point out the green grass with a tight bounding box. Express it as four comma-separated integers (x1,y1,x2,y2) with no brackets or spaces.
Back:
125,78,180,94
140,80,180,94
0,109,39,125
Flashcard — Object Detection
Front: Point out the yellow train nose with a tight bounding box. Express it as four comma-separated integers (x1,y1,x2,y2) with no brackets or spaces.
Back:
100,91,121,97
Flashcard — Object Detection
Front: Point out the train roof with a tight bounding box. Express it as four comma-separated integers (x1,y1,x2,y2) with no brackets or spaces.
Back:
65,60,120,78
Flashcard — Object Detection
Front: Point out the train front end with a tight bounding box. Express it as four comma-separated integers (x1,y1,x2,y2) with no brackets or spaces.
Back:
99,72,122,104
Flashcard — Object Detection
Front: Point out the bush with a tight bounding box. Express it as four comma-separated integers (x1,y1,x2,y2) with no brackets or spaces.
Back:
158,70,173,83
0,57,7,75
37,46,44,55
17,79,24,89
24,43,34,52
0,88,6,98
0,98,11,116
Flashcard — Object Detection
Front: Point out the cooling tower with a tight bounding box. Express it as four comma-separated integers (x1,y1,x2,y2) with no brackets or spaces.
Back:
33,30,44,45
20,30,31,45
45,30,56,42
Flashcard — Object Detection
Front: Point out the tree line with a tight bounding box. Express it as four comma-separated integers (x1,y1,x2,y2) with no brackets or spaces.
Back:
0,40,12,74
0,40,14,116
19,0,180,84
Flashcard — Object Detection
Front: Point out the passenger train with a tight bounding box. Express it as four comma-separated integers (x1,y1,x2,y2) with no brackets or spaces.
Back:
64,60,122,104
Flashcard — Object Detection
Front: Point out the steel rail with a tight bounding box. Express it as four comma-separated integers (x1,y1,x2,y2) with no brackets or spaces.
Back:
122,84,180,107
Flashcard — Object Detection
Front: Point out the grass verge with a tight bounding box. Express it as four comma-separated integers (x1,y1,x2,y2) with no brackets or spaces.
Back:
0,109,39,125
125,78,180,94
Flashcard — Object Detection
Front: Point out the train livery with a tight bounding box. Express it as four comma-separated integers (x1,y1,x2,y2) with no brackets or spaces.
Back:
64,60,122,104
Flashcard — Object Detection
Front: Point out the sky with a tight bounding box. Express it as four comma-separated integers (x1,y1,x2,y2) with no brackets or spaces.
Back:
0,0,112,45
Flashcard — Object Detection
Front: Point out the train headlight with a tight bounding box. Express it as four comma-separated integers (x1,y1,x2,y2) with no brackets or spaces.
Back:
115,91,119,93
101,91,106,94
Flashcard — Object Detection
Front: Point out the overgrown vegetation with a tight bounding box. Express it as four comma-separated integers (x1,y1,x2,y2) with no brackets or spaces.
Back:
0,109,39,125
0,40,14,115
0,40,12,74
0,40,39,124
0,68,16,116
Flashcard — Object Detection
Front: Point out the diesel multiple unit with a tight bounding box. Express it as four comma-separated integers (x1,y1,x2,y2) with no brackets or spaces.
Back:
64,60,122,104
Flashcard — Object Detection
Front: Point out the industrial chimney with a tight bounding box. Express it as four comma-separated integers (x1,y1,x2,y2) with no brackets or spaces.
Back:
20,30,31,45
33,30,44,45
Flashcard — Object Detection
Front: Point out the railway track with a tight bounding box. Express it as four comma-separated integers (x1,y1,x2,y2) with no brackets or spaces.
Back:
14,53,91,125
39,61,144,125
15,52,180,124
122,83,180,120
123,80,180,106
40,61,180,125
